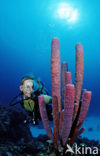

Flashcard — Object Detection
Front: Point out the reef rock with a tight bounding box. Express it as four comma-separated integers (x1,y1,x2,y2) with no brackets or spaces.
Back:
0,104,49,155
0,104,31,143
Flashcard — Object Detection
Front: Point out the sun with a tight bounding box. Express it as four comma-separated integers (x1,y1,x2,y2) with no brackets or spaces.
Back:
57,3,78,23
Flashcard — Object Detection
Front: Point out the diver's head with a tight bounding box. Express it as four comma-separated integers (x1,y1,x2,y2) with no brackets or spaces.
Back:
20,75,39,97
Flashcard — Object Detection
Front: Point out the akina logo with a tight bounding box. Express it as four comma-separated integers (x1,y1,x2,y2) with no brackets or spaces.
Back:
65,144,99,155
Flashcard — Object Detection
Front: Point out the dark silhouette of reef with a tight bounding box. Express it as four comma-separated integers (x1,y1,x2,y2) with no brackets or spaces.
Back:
0,104,48,156
0,104,31,143
0,104,100,156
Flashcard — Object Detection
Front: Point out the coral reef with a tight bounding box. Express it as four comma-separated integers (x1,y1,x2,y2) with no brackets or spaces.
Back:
0,104,31,143
38,38,92,155
0,38,94,156
0,104,49,156
0,104,99,156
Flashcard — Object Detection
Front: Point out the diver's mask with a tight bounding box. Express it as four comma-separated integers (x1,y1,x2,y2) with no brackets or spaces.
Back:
20,79,39,97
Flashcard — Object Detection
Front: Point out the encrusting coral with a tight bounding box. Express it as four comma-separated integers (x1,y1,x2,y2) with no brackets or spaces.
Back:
38,38,92,156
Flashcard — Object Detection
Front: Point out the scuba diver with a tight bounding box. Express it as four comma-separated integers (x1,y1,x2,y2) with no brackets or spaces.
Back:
10,75,53,125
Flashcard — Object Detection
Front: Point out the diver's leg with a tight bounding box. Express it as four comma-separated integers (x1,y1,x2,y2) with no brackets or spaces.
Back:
32,111,39,125
24,112,32,124
32,112,36,125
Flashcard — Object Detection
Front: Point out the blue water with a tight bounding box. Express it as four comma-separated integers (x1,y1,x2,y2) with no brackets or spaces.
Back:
0,0,100,118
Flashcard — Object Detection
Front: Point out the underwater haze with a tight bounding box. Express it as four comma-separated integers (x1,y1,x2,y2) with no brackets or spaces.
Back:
0,0,100,116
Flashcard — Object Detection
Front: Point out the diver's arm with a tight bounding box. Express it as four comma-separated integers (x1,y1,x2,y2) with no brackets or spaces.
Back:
40,95,52,104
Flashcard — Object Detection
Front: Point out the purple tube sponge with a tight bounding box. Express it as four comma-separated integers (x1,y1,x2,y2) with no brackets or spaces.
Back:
61,84,74,145
75,43,84,104
38,96,53,140
78,91,92,124
51,38,61,113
